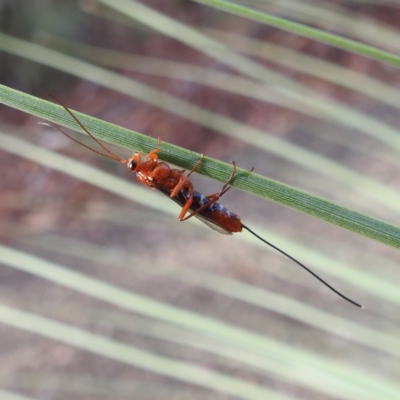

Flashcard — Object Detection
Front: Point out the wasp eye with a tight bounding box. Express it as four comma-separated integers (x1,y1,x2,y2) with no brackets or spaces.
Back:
127,160,137,171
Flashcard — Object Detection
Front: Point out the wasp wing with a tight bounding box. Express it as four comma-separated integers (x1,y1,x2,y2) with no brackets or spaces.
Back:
158,187,232,235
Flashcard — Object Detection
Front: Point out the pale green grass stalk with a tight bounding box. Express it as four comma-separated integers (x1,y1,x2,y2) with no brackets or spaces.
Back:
192,0,400,67
0,303,295,400
1,245,400,399
38,32,400,168
4,31,400,163
0,390,37,400
6,225,400,358
258,0,400,52
0,372,215,400
87,2,400,153
205,29,400,113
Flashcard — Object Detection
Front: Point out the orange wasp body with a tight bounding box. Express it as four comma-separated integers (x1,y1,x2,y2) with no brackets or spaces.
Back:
46,95,362,308
125,141,243,234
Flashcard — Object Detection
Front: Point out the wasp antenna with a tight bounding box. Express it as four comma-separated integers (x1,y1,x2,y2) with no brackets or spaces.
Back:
39,121,122,162
242,224,363,308
47,94,124,163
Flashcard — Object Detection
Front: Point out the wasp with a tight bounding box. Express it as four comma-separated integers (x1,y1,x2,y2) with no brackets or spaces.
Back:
45,95,362,308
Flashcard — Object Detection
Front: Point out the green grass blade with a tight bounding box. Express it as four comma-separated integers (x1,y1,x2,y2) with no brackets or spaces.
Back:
1,98,400,249
193,0,400,67
2,34,400,212
38,32,400,167
259,0,400,53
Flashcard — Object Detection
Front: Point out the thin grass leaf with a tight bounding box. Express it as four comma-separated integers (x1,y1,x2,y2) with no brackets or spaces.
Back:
37,32,332,118
37,32,400,189
1,100,400,250
2,191,378,294
1,245,400,400
1,159,397,309
23,301,400,390
0,303,295,400
39,32,400,170
8,224,400,357
206,28,400,113
3,371,218,399
0,390,37,400
88,2,400,153
2,32,400,202
259,0,400,53
193,0,400,67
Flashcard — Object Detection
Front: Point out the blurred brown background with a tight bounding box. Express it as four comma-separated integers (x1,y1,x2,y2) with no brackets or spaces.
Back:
1,1,400,399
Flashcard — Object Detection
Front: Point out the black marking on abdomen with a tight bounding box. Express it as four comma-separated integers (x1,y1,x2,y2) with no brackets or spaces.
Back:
183,189,237,218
